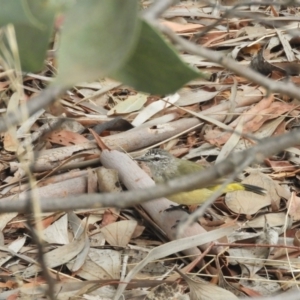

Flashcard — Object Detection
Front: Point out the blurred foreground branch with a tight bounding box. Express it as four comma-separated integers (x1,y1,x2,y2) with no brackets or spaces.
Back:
155,23,300,101
0,129,299,213
0,85,66,133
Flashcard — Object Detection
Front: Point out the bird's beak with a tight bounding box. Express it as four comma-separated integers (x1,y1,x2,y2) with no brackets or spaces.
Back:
135,152,155,162
135,156,150,162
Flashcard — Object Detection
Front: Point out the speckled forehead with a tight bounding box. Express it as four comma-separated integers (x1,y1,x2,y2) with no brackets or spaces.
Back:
146,148,160,155
145,149,162,157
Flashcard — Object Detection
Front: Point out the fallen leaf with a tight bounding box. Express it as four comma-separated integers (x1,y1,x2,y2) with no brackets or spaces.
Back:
101,219,137,247
161,20,203,33
176,268,238,300
287,192,300,221
225,171,282,215
41,214,69,244
23,222,87,278
145,282,185,300
132,93,179,127
46,130,89,146
107,93,148,116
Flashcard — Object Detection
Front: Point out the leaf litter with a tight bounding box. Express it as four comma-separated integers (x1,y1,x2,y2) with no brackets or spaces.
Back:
1,1,300,299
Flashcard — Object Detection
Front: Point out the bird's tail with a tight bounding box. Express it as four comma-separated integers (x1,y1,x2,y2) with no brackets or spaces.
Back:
223,183,266,195
242,183,266,195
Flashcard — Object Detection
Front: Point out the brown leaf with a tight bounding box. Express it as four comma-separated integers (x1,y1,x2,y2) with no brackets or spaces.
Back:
145,282,185,300
175,268,238,300
162,20,203,33
101,219,137,247
287,192,300,221
46,130,89,146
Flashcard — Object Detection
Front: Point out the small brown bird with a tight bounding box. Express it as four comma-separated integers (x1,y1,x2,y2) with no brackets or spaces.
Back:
137,149,266,205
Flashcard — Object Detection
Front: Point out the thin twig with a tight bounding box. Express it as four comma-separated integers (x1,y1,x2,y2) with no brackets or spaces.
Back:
152,22,300,101
0,130,299,213
0,85,66,133
26,215,56,300
177,156,253,238
142,0,180,21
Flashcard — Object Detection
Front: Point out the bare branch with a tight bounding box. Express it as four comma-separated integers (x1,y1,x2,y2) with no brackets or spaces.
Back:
240,289,300,300
152,22,300,101
142,0,180,21
0,85,66,133
0,129,299,213
26,223,56,300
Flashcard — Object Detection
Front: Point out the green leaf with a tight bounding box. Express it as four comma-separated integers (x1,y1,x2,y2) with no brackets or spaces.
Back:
111,20,201,94
0,0,57,72
107,93,148,116
56,0,140,87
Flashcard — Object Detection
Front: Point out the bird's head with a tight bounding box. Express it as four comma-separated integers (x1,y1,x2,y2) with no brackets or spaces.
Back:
136,149,176,180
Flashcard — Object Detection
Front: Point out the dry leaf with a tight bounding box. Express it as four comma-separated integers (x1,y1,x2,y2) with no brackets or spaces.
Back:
126,249,168,279
132,93,179,127
101,219,137,247
72,249,121,280
246,212,290,228
3,132,18,152
177,89,219,106
0,237,26,267
145,282,187,300
46,130,89,146
176,268,238,300
287,192,300,221
107,93,148,116
161,20,203,33
225,171,283,215
228,218,278,277
23,221,87,278
41,213,69,244
68,213,90,272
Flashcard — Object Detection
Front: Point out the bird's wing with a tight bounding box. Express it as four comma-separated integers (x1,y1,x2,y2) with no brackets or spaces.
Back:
175,159,224,187
175,158,204,176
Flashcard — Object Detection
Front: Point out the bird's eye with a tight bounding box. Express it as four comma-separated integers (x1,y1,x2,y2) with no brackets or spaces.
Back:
153,156,160,161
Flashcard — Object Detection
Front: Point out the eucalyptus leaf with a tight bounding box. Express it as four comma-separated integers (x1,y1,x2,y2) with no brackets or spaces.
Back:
56,0,140,86
107,93,148,116
0,0,57,71
177,269,239,300
111,20,201,94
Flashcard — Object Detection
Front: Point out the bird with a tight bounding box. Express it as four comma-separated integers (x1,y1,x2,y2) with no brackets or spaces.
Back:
136,148,266,206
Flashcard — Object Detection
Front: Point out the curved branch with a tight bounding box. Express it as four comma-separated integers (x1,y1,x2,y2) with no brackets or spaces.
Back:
0,129,298,213
0,85,66,133
154,23,300,101
142,0,179,21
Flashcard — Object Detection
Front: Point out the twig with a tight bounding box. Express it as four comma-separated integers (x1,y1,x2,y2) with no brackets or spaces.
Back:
0,85,66,133
218,242,300,251
152,22,300,101
0,130,299,213
142,0,180,21
26,219,56,300
177,156,253,238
